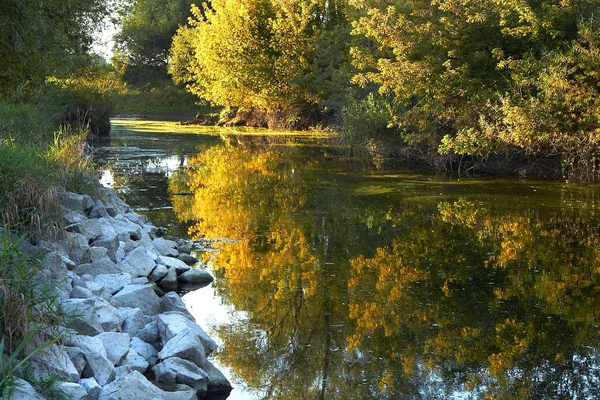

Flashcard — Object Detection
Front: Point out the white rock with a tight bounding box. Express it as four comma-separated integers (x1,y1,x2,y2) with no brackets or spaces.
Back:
27,343,80,383
158,313,218,354
109,216,143,241
65,335,116,386
79,377,101,399
118,246,157,278
120,307,151,336
60,232,90,265
129,337,158,366
177,269,213,285
94,273,132,294
70,218,116,242
65,346,87,376
149,264,168,282
160,292,191,316
59,298,103,336
4,378,46,400
158,331,206,368
122,347,149,373
96,371,165,400
152,238,179,257
94,298,123,332
152,357,209,392
156,256,190,275
157,267,178,291
114,284,161,315
205,360,233,393
89,246,109,262
55,382,87,400
97,332,131,365
92,234,120,263
74,257,121,277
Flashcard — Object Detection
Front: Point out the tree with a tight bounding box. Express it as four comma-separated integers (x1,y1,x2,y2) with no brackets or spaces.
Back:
169,0,352,127
115,0,200,85
0,0,110,96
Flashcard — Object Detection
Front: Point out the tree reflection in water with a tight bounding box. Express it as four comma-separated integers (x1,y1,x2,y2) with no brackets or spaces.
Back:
170,140,600,399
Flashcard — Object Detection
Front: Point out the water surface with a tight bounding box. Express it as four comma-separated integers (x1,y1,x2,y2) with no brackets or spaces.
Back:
103,119,600,399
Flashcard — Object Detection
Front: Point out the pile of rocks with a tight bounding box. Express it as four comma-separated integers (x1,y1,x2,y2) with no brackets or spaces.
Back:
8,189,231,400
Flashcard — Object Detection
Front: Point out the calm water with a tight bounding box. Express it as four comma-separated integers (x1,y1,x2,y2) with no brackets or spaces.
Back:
102,119,600,399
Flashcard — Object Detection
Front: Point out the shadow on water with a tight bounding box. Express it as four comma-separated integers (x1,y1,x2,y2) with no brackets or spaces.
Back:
104,119,600,400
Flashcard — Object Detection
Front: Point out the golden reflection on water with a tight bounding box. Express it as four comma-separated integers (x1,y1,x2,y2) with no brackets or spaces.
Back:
170,140,600,399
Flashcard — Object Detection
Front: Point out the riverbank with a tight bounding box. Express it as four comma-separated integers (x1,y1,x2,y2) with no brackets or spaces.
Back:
3,187,232,399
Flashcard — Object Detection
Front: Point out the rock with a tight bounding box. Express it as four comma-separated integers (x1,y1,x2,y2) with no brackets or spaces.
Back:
65,192,95,214
60,232,90,265
79,377,101,400
177,254,198,266
65,335,116,386
97,332,131,365
122,347,149,373
160,292,191,316
4,378,46,400
94,273,132,294
118,246,157,278
89,200,110,219
114,284,161,315
175,241,192,254
109,216,143,241
138,319,160,344
74,257,121,277
64,209,87,226
131,277,149,285
149,264,169,282
205,360,233,393
155,383,198,400
120,308,151,336
94,298,123,332
96,371,166,400
156,256,190,275
55,382,87,400
114,365,133,377
153,238,179,257
70,285,94,299
158,331,206,368
177,269,213,290
123,211,148,226
65,346,87,376
158,313,218,354
26,343,80,383
157,267,178,291
59,298,103,336
89,246,109,262
91,234,120,263
69,218,117,242
152,357,209,393
130,337,158,366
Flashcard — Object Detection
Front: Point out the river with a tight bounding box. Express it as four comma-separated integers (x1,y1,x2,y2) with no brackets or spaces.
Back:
98,118,600,399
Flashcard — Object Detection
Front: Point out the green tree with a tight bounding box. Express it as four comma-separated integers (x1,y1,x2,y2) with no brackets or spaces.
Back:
115,0,201,86
169,0,352,127
0,0,110,96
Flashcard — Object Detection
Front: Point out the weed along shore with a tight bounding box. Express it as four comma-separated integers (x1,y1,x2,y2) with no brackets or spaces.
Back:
2,187,232,399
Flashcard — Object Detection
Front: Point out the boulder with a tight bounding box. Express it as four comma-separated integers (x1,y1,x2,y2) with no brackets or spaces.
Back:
152,357,209,393
91,234,120,263
156,256,190,275
160,293,191,316
152,238,179,257
94,273,132,294
109,216,143,241
96,371,168,400
130,337,158,366
205,360,233,393
122,347,149,373
65,192,94,214
94,298,123,332
118,246,157,278
158,331,206,368
158,313,218,354
60,232,90,265
69,218,116,242
178,269,213,286
114,284,161,315
89,246,109,262
123,211,148,226
97,332,131,365
65,335,116,386
138,319,160,344
65,346,87,376
26,343,80,383
120,308,151,336
4,378,46,400
177,254,198,266
79,377,101,400
55,382,87,400
149,264,168,282
70,285,94,299
157,267,178,291
74,257,121,277
59,298,103,336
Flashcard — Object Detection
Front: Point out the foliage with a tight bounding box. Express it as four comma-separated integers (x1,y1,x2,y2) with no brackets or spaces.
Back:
0,0,111,96
115,0,200,86
169,0,352,119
